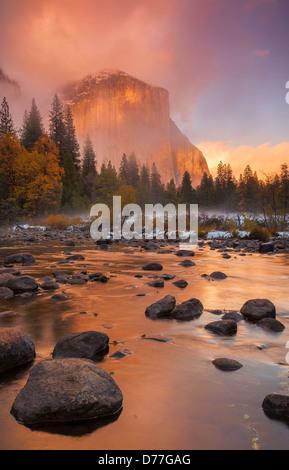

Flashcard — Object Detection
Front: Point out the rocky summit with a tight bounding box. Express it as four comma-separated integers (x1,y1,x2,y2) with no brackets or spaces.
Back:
61,70,209,186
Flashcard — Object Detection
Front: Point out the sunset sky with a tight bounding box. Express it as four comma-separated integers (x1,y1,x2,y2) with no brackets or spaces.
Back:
0,0,288,175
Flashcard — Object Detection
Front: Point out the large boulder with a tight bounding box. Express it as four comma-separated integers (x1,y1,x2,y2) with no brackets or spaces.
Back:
212,358,243,371
4,253,35,265
259,242,274,253
52,331,109,359
145,295,176,318
257,318,285,333
240,299,276,322
205,320,237,336
0,273,14,287
0,286,14,300
6,276,38,294
0,328,35,373
142,263,163,271
11,359,123,425
262,394,289,420
210,272,227,280
171,298,203,321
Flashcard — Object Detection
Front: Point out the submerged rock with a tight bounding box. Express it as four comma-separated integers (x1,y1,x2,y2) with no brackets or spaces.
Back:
6,276,38,294
175,250,195,257
205,320,237,336
212,358,243,371
142,263,163,271
4,253,35,265
257,318,285,333
222,312,244,323
145,295,176,318
52,331,109,359
0,328,35,373
148,280,164,288
240,299,276,322
41,281,60,291
11,359,123,425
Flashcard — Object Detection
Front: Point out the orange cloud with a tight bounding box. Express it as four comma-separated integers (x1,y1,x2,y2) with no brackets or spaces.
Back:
198,141,289,177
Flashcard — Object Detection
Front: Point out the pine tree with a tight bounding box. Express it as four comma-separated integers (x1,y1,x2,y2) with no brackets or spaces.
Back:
82,136,97,201
150,163,164,204
0,97,14,137
180,171,197,203
197,172,216,207
164,179,178,205
21,98,44,151
127,152,140,187
280,163,289,224
49,95,67,162
65,106,81,170
119,154,130,186
138,164,151,207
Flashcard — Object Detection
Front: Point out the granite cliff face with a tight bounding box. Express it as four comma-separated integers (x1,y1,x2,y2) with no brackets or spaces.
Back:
0,68,21,100
62,70,209,186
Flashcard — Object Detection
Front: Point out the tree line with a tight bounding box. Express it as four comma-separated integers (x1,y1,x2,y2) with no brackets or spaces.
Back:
0,95,288,228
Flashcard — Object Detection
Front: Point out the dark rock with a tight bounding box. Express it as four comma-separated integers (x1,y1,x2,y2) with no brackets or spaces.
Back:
173,280,188,289
0,286,14,300
0,328,35,373
51,294,68,301
66,241,76,247
180,260,196,267
52,331,109,359
262,394,289,420
0,268,21,276
25,236,35,243
222,312,244,323
41,281,60,291
257,318,285,333
0,273,14,287
6,276,38,294
4,253,35,265
210,272,227,280
66,255,85,261
148,280,164,288
160,274,175,280
67,278,86,285
11,359,123,425
207,309,223,316
171,298,203,321
240,299,276,322
212,358,243,371
175,250,195,257
109,349,132,359
205,320,237,336
222,254,231,259
259,242,274,253
134,274,143,278
142,263,163,271
145,295,176,318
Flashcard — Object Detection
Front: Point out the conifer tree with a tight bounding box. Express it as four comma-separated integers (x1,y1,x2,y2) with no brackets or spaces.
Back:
82,136,97,201
21,98,44,151
65,106,81,170
49,95,67,162
127,152,140,187
150,163,164,204
119,154,130,186
180,171,197,203
0,97,14,137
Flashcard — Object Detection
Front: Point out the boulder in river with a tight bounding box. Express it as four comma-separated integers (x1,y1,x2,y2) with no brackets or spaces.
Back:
221,312,244,323
52,331,109,359
145,295,176,318
0,273,14,287
210,272,227,280
0,327,35,373
262,394,289,420
173,280,188,289
40,281,60,291
205,320,237,336
142,263,163,271
148,280,164,288
259,242,274,253
171,298,203,321
6,276,38,294
212,358,243,371
180,260,196,267
4,253,35,265
0,286,14,300
175,250,195,257
257,317,285,333
240,299,276,322
11,359,123,425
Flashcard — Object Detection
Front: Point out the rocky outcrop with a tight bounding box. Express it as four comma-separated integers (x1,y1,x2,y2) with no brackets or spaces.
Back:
62,70,210,186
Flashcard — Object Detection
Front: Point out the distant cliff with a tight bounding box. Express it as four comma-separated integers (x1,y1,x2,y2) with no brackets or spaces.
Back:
0,68,21,99
62,70,209,186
